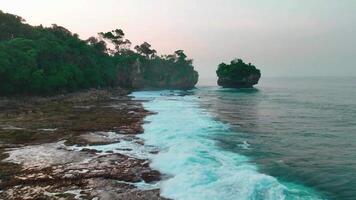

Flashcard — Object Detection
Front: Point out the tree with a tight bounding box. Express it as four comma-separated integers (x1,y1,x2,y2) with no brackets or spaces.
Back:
0,11,120,95
86,36,107,53
134,42,157,58
99,29,131,54
175,50,187,61
0,10,38,41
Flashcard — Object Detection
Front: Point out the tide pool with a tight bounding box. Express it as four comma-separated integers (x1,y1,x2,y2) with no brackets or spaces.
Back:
132,90,324,200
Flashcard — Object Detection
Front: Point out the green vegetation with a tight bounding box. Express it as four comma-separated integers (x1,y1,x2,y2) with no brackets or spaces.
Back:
216,59,261,88
0,11,198,95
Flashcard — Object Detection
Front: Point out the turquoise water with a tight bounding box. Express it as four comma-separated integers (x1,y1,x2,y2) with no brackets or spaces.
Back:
133,87,328,200
196,77,356,200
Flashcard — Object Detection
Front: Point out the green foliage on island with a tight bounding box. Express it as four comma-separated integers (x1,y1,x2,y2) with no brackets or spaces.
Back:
0,11,198,95
216,59,261,88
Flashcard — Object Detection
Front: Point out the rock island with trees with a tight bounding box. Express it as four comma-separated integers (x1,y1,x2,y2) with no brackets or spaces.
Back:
216,59,261,88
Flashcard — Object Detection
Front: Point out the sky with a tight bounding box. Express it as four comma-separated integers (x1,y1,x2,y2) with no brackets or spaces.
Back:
1,0,356,84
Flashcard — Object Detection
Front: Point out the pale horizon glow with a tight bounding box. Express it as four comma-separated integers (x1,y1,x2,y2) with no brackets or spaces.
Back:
1,0,356,85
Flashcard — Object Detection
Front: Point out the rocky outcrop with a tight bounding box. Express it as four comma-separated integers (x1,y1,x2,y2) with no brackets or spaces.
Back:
0,89,169,200
217,73,261,88
216,59,261,88
137,73,199,90
0,151,164,199
121,58,199,90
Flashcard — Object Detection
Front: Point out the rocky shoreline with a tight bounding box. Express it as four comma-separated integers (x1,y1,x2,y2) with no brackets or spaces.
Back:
0,89,168,199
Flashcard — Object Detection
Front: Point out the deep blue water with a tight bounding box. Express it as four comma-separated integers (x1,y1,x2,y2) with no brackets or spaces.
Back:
133,77,356,200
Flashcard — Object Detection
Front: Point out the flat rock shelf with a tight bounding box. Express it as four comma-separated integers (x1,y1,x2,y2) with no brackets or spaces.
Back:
0,89,168,200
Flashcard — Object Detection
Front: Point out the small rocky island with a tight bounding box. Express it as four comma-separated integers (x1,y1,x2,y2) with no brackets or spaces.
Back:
216,59,261,88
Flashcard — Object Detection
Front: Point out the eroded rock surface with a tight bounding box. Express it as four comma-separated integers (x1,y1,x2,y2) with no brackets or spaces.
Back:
0,89,168,200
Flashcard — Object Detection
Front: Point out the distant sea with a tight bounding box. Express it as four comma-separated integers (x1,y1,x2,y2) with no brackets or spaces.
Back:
133,77,356,200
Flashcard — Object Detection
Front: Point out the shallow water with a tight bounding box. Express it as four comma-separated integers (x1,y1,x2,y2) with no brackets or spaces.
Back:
132,85,334,200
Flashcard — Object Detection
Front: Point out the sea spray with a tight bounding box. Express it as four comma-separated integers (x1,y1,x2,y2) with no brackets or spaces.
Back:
133,90,324,200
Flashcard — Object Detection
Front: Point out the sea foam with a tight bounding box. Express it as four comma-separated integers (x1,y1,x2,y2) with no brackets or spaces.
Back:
133,90,325,200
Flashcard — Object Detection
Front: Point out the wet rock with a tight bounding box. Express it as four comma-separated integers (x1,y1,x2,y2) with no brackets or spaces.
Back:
0,89,166,199
71,132,122,146
141,170,161,183
116,148,132,151
115,189,170,200
1,152,164,199
81,148,102,154
149,150,159,154
3,141,87,169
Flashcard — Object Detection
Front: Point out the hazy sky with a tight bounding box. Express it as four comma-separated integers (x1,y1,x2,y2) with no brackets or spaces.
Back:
1,0,356,84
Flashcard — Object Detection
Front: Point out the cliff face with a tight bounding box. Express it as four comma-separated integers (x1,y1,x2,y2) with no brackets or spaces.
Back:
216,59,261,88
121,58,199,90
217,73,260,88
133,74,198,90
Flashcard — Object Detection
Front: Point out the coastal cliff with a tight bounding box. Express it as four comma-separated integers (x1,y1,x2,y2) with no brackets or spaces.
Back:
0,10,194,199
216,59,261,88
119,57,198,90
0,10,198,96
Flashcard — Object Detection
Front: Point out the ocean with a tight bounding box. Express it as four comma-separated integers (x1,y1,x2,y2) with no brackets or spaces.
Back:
132,77,356,200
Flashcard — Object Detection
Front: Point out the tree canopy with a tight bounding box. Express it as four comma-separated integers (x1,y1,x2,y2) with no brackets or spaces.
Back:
0,10,198,95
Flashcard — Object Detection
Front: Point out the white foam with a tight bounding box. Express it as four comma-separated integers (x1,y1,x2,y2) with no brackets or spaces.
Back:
133,91,325,200
239,141,251,150
69,133,157,159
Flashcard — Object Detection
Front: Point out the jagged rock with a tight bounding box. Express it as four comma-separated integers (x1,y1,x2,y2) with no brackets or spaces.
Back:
217,73,261,88
0,89,167,199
